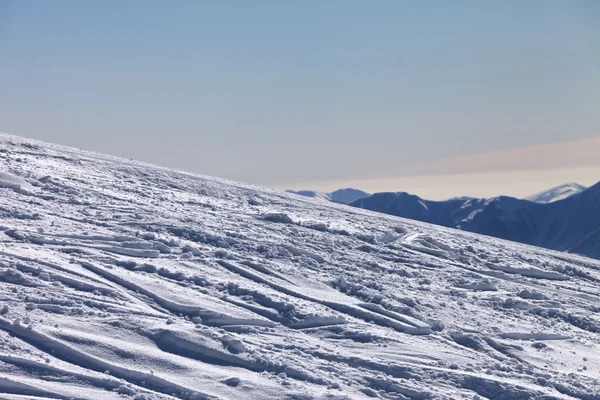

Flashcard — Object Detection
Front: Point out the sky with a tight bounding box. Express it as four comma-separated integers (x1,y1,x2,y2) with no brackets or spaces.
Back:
0,0,599,199
287,137,600,199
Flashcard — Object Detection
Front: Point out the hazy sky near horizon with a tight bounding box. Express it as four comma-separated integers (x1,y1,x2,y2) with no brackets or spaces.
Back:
284,137,600,199
1,0,599,198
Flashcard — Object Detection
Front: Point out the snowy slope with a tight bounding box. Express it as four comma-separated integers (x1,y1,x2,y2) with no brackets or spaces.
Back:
286,188,369,204
0,133,599,400
526,183,587,204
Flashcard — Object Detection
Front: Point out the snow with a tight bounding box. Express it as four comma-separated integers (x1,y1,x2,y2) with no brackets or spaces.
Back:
526,183,586,204
287,188,369,204
0,132,599,399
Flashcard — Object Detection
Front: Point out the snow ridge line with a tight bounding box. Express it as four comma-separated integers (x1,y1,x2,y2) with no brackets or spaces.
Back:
0,318,217,400
0,376,71,399
0,354,124,392
77,260,276,327
216,260,432,335
152,329,327,385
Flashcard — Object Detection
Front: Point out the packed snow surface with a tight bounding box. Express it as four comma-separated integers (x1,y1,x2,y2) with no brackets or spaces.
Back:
0,133,599,400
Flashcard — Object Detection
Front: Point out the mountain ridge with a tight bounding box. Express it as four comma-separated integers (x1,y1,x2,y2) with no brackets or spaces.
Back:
525,182,587,203
286,188,369,204
350,182,600,259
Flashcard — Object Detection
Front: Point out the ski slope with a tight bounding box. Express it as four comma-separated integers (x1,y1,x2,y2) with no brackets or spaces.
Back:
0,132,599,400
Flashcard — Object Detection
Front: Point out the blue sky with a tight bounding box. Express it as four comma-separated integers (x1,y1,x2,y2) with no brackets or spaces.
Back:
1,0,599,197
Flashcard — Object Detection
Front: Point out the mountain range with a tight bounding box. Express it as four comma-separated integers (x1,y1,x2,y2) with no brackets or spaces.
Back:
349,182,600,259
289,182,600,259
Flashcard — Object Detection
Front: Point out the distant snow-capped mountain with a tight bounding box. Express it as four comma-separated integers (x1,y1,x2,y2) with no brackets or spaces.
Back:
525,182,586,203
286,188,368,204
350,182,600,259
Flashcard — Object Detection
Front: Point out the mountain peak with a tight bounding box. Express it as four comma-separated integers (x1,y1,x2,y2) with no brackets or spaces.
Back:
287,188,368,204
525,182,586,203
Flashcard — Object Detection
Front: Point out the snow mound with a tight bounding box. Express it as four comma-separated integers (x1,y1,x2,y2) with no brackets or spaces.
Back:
0,132,599,399
0,171,36,194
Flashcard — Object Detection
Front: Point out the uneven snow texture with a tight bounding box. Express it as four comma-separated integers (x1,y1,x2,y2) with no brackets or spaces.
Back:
0,133,599,400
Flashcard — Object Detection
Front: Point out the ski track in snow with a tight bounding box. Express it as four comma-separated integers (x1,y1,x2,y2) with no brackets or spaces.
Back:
0,133,599,399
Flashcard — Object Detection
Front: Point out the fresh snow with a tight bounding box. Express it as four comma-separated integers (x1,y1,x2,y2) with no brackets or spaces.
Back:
526,183,587,204
0,132,599,400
